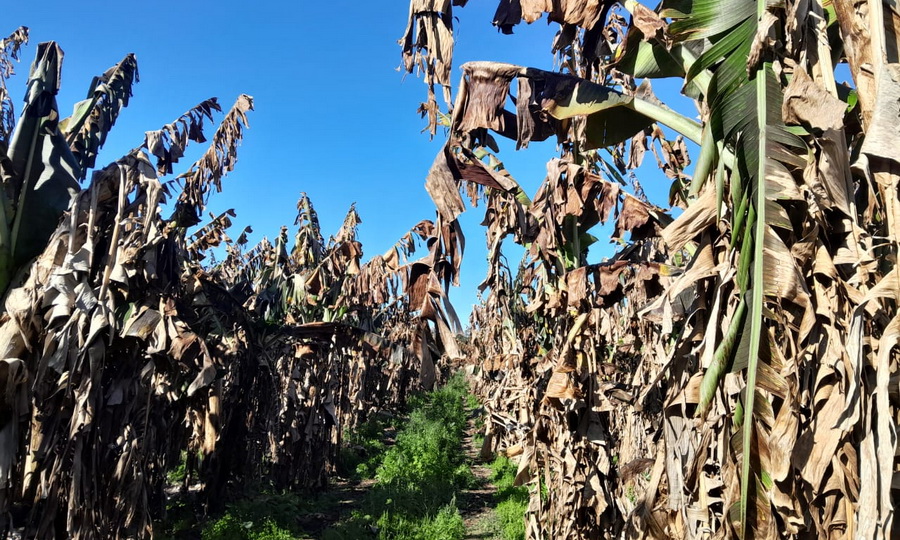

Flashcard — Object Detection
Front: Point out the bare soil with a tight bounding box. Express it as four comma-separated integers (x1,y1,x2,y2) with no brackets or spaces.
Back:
298,409,498,539
297,477,375,539
459,415,499,540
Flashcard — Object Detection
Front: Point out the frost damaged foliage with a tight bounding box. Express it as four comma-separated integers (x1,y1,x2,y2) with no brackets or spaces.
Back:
403,1,900,539
0,38,460,539
492,0,612,33
400,0,468,136
0,27,28,146
468,156,672,540
171,94,253,227
0,89,261,537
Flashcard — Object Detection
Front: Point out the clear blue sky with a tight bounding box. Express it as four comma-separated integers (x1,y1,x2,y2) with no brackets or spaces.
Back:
5,1,695,323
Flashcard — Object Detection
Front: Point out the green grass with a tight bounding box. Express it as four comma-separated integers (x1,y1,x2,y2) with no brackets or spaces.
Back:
198,492,311,540
324,372,475,540
484,456,528,540
466,392,480,410
167,450,188,485
201,513,296,540
162,374,479,540
158,489,342,539
339,413,398,480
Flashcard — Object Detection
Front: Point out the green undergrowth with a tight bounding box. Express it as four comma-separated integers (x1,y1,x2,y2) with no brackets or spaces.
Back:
159,374,477,540
483,456,528,540
166,451,188,485
339,412,400,480
202,491,328,540
324,372,474,540
158,489,340,540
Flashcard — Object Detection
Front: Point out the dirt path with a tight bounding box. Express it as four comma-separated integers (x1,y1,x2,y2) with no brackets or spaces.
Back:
297,477,375,539
299,407,498,539
459,414,499,540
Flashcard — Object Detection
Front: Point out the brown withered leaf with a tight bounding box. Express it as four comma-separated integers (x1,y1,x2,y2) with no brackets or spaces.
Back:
173,94,253,227
629,2,667,41
613,195,653,239
782,68,846,132
144,98,221,175
584,171,621,227
747,10,778,74
425,147,466,222
594,261,629,303
454,146,520,192
619,457,655,482
455,62,519,133
566,266,588,307
545,371,581,400
516,76,563,149
859,63,900,164
627,129,650,170
493,0,524,33
521,0,552,23
494,0,610,33
660,186,716,251
400,0,457,134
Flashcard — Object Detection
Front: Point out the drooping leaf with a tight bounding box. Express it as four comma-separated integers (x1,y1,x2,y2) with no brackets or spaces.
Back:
170,94,253,227
62,53,139,177
0,26,29,145
2,41,80,295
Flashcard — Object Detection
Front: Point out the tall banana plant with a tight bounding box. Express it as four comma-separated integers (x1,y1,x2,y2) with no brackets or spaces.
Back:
0,35,138,298
668,1,817,534
0,41,79,296
399,0,898,537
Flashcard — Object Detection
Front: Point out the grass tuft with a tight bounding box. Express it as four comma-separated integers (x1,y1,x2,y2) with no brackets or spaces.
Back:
485,456,528,540
324,372,473,539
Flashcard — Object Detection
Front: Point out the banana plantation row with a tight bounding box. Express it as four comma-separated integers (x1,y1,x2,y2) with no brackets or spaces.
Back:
0,29,460,539
1,0,900,538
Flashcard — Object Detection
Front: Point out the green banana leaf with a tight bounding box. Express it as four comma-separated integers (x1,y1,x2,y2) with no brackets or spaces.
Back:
1,41,80,295
669,0,809,536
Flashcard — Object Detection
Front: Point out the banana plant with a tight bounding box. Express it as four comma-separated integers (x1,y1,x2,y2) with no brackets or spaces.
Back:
401,0,894,537
591,2,818,532
668,1,812,535
0,42,80,297
0,38,138,299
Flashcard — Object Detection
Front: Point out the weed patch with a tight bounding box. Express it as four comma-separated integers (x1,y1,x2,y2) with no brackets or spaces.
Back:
486,456,528,540
167,451,188,485
197,492,309,540
158,490,334,539
325,372,474,539
339,412,397,480
162,374,478,540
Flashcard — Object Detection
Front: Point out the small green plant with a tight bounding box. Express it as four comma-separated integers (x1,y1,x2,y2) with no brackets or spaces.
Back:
486,456,528,540
167,451,188,485
494,499,527,540
418,501,466,540
198,492,306,540
371,500,464,540
324,372,472,539
201,513,245,540
339,414,394,480
201,515,297,540
201,516,299,540
626,483,637,504
248,520,297,540
466,392,480,410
